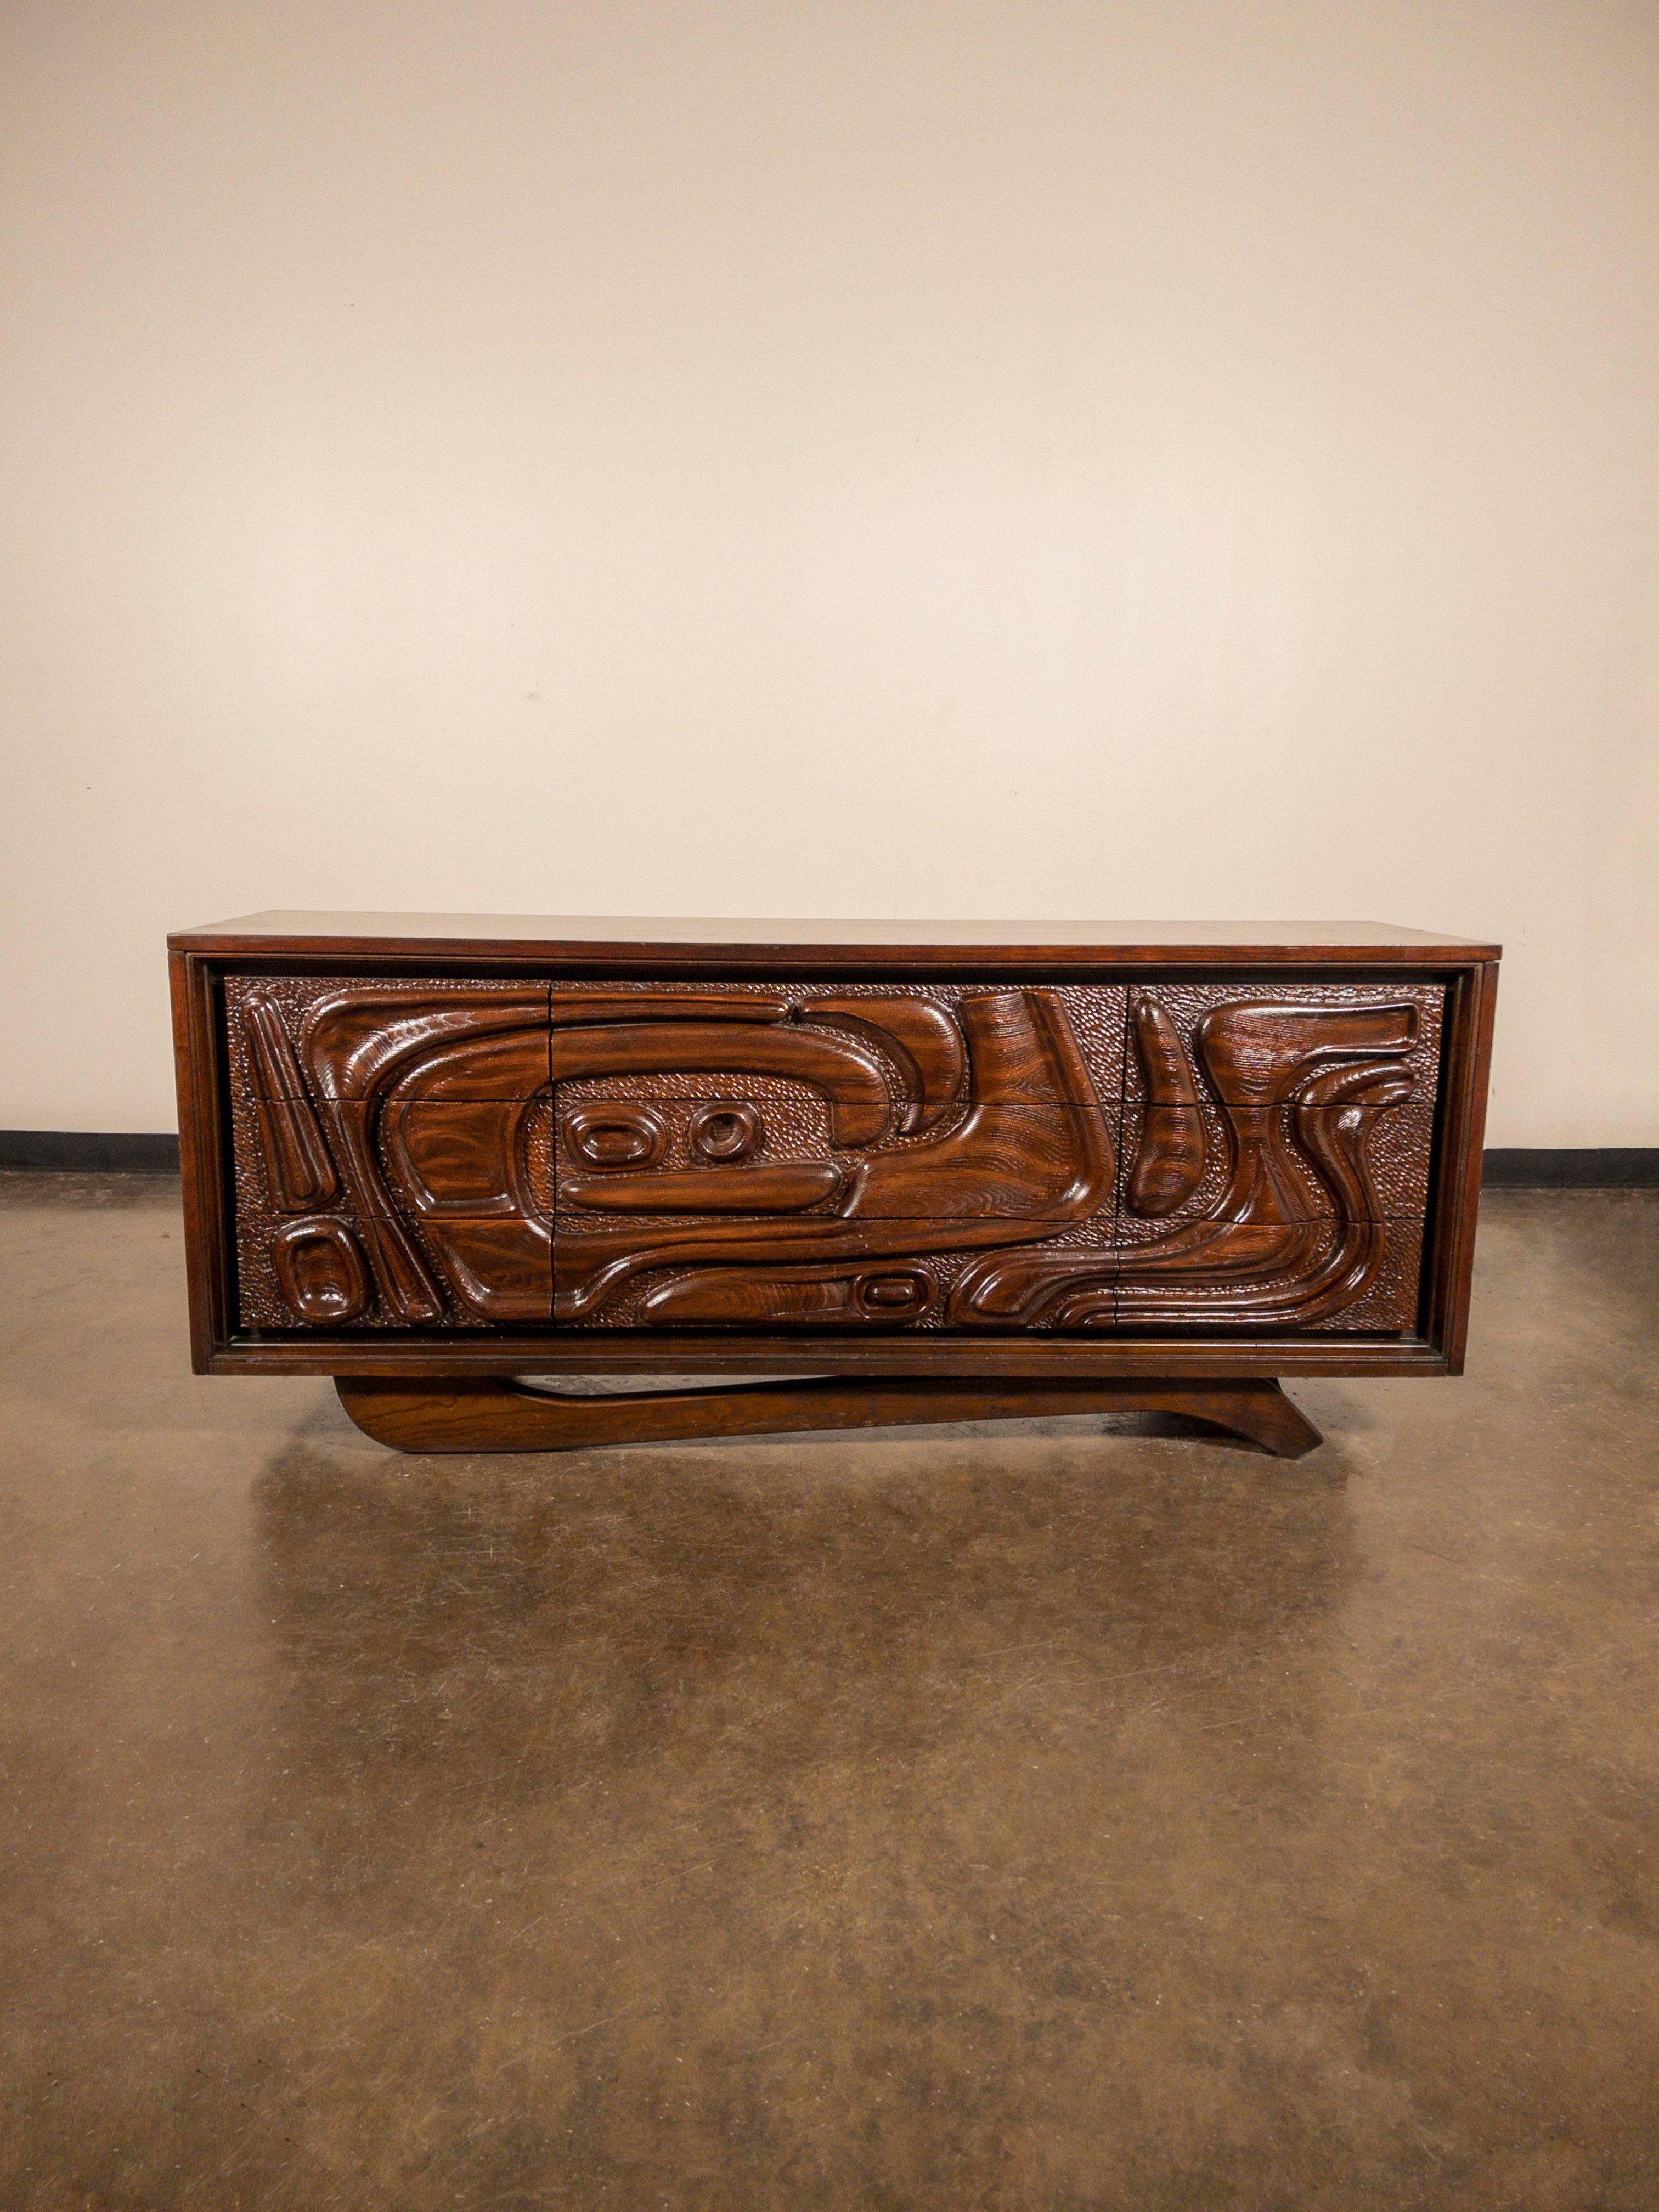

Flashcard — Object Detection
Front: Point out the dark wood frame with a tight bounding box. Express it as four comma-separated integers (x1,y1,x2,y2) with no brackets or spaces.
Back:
169,919,1500,1414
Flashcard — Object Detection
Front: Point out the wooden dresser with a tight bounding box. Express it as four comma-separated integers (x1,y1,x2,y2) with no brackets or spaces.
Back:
169,915,1499,1457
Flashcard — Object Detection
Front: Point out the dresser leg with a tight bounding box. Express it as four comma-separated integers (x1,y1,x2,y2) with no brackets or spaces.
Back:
1205,1379,1323,1458
334,1374,1322,1458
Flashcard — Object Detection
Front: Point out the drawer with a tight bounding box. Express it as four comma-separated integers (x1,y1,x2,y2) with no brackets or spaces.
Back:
176,916,1498,1380
225,977,554,1330
554,979,1443,1335
548,984,1127,1328
220,968,1446,1340
553,1099,1122,1221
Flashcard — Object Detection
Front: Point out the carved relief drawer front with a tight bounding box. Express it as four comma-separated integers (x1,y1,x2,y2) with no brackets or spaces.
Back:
1104,980,1444,1336
225,977,554,1330
548,982,1127,1329
217,962,1454,1343
547,978,1445,1336
176,917,1499,1386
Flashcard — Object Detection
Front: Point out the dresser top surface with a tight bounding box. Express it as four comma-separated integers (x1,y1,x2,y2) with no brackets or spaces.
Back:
170,912,1500,964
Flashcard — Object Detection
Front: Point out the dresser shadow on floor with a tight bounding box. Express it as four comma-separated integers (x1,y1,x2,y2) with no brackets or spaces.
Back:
247,1409,1364,1869
251,1405,1363,1760
222,1421,1379,2205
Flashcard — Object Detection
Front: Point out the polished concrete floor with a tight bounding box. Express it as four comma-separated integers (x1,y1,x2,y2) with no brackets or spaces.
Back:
1,1175,1655,2211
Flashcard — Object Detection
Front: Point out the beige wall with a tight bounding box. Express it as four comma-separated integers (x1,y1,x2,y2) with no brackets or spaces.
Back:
3,1,1655,1143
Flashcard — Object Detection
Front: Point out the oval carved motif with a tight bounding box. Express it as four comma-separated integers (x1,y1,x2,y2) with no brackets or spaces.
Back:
270,1218,371,1324
687,1102,762,1164
854,1267,933,1318
566,1104,667,1172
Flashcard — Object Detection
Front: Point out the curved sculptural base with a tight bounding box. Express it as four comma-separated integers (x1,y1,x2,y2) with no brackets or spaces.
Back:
335,1374,1322,1459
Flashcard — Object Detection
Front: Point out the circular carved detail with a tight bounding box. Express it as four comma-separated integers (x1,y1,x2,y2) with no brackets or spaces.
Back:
566,1104,667,1172
687,1102,762,1164
270,1217,371,1324
853,1267,933,1319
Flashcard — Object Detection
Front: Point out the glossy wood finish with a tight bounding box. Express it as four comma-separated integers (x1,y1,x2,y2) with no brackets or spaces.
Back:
221,979,1436,1335
1126,993,1209,1216
173,912,1502,966
335,1373,1324,1458
168,918,1500,1421
551,985,1125,1330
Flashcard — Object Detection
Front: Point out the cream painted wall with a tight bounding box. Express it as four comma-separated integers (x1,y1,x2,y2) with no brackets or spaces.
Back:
2,1,1656,1142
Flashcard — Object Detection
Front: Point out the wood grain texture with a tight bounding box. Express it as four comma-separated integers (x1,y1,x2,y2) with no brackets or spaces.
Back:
270,1218,370,1323
172,911,1502,961
176,922,1497,1387
334,1373,1323,1457
548,979,1130,1107
552,984,1434,1334
549,988,1122,1326
1126,994,1209,1217
224,975,1435,1336
225,978,554,1330
241,991,340,1212
1414,958,1498,1373
1119,982,1445,1103
796,994,966,1131
1116,1104,1438,1237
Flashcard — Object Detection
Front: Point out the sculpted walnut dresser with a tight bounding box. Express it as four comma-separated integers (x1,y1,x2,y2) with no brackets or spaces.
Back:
168,916,1500,1458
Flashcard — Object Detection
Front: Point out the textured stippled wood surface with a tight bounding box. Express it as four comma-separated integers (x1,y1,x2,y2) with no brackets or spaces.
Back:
218,966,1449,1343
1119,981,1444,1103
226,977,554,1330
173,919,1498,1387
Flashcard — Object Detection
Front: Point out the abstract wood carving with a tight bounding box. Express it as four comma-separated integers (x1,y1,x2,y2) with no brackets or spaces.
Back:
1126,993,1207,1217
171,917,1499,1454
220,970,1449,1339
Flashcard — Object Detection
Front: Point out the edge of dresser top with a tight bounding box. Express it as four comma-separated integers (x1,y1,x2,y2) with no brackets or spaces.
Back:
170,914,1502,967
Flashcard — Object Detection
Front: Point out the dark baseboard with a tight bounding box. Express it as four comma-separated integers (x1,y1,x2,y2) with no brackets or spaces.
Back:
1480,1148,1658,1188
1,1131,1655,1187
0,1131,183,1173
